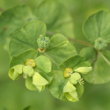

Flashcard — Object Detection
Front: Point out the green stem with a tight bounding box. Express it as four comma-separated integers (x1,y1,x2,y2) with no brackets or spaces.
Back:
99,52,110,66
46,31,93,47
69,38,93,47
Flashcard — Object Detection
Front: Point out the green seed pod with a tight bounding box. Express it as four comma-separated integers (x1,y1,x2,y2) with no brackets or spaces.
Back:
23,66,34,78
37,35,50,49
32,72,49,92
63,81,79,102
8,65,23,80
94,38,108,50
69,73,81,85
75,67,92,74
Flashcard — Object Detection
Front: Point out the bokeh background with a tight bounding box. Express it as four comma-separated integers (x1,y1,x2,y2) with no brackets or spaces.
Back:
0,0,110,110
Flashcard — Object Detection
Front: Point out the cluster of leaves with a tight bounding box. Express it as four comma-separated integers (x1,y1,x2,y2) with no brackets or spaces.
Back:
8,19,92,102
0,0,110,103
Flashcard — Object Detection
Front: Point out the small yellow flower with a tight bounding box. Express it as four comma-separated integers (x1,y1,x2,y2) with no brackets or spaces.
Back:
64,68,73,78
25,59,36,67
23,66,34,78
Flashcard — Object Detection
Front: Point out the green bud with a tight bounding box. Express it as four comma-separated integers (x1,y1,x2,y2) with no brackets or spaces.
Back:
69,73,81,84
8,65,23,80
32,72,49,91
37,35,50,49
63,81,79,102
75,67,92,74
94,38,108,50
23,66,34,78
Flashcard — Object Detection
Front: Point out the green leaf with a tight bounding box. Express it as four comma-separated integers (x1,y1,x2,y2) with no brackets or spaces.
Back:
80,47,97,62
29,0,63,29
10,49,37,67
45,33,77,65
9,20,46,56
29,0,74,37
83,10,110,43
0,5,36,38
61,55,90,69
35,55,52,73
48,70,65,100
84,50,110,84
0,0,23,10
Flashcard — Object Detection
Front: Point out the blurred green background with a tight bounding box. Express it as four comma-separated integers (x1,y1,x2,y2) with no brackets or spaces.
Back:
0,0,110,110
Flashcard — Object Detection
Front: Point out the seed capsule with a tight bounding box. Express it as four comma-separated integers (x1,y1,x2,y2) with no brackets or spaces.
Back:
37,35,50,53
94,38,108,50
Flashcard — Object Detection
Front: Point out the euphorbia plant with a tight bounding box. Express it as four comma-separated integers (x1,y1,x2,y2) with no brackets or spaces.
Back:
8,20,92,102
0,0,110,103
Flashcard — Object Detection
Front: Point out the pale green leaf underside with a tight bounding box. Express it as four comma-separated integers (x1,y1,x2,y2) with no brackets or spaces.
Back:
10,20,46,56
83,10,110,43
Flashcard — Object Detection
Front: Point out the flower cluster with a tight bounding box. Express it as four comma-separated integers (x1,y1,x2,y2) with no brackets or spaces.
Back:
9,58,51,92
8,20,92,102
62,67,92,102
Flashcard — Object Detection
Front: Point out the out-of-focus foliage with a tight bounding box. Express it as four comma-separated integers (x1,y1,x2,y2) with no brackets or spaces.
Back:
0,79,110,110
1,0,110,110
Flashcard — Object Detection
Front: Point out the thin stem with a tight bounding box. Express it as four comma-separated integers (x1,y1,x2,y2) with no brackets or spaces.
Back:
47,31,93,47
69,38,93,47
92,49,99,67
99,52,110,66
